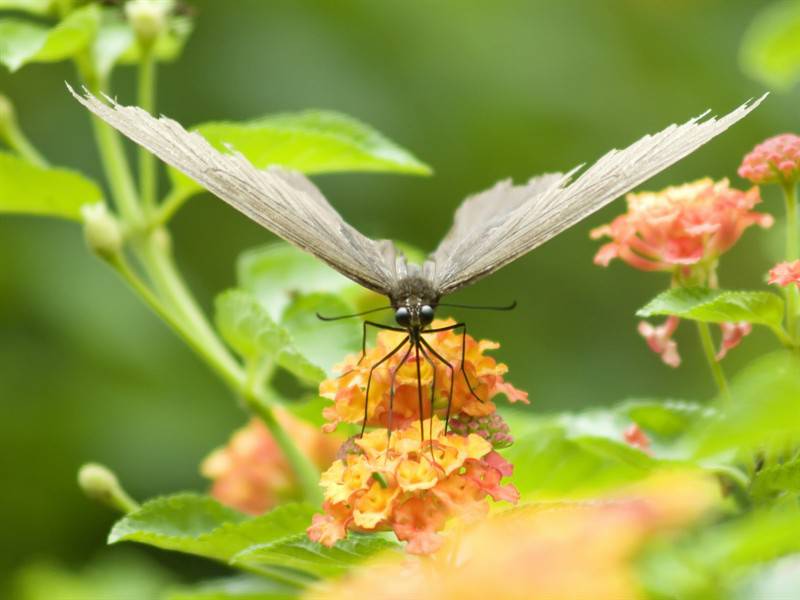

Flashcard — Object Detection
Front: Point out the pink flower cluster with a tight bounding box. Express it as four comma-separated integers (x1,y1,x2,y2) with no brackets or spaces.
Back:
769,260,800,288
739,134,800,185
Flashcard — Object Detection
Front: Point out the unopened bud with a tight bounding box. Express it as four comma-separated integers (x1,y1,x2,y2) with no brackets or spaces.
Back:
449,412,514,449
125,0,173,46
81,203,123,259
78,463,139,513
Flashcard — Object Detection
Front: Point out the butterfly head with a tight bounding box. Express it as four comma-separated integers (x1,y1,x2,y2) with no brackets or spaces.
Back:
391,276,439,330
394,303,435,329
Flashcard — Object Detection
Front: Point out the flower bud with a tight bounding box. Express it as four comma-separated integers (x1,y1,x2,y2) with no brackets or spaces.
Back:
78,463,138,513
448,412,514,449
81,203,123,260
125,0,173,46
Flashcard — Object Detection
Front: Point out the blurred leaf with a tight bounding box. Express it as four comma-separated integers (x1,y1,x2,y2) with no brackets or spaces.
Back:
0,0,52,14
109,494,314,562
640,508,800,600
741,0,800,91
622,399,714,439
733,555,800,600
0,151,102,219
750,457,800,501
0,4,99,72
13,552,173,600
237,242,371,321
691,351,800,457
281,293,361,378
168,110,431,201
118,15,193,64
166,575,300,600
215,289,325,384
232,533,400,580
637,288,785,331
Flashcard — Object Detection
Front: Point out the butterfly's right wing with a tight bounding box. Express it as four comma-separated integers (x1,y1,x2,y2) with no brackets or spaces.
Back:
70,86,400,295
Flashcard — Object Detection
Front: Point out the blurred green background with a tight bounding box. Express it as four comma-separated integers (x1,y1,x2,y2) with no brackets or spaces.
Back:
0,0,794,592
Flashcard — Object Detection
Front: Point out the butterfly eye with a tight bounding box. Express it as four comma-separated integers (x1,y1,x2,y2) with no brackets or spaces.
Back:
395,307,411,327
420,305,435,325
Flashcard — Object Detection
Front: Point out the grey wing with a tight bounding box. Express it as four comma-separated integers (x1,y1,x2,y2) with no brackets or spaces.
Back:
69,86,401,295
430,95,766,296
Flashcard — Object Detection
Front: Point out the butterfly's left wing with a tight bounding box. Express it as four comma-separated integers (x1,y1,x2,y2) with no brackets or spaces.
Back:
69,87,403,295
430,96,765,296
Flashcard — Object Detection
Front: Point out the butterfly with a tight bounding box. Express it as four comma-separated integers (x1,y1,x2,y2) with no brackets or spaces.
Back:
70,86,764,434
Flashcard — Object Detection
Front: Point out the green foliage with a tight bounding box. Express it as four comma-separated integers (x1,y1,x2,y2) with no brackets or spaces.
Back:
0,152,102,219
637,287,786,336
740,0,800,90
690,351,800,457
168,110,432,203
0,4,99,72
750,457,800,501
623,399,715,439
166,576,299,600
0,0,52,14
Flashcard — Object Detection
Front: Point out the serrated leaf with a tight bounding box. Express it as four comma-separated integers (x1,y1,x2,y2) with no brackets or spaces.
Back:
751,458,800,500
237,243,368,321
0,0,52,14
691,351,800,457
0,5,99,72
740,0,800,91
167,575,299,600
168,110,431,201
232,533,400,580
0,151,103,219
215,289,325,384
109,494,316,563
637,287,785,330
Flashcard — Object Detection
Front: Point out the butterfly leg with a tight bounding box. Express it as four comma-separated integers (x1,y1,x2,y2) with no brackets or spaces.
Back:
418,335,455,435
361,335,410,438
417,341,442,464
387,341,415,447
338,321,407,380
422,322,483,404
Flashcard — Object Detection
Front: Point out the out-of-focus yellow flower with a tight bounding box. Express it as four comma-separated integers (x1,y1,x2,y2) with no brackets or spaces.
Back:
307,417,519,554
319,319,528,433
202,409,341,515
306,471,720,600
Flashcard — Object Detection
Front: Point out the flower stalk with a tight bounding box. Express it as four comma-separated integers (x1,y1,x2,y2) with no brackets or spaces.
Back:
695,321,730,400
781,182,799,342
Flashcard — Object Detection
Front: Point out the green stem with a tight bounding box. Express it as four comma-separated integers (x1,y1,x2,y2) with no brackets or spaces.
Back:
152,189,194,227
1,117,48,167
696,321,730,400
137,47,158,213
782,182,799,343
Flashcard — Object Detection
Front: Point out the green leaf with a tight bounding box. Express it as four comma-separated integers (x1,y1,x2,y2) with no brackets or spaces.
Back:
168,110,431,200
281,293,361,378
109,494,315,563
691,351,800,457
215,289,326,384
232,533,400,580
622,399,714,439
750,457,800,501
740,0,800,91
0,5,100,72
237,242,371,321
637,287,785,330
0,152,103,219
166,575,300,600
0,0,53,14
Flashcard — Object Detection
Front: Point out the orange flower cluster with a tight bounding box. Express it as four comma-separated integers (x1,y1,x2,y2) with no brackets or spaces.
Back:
591,178,772,272
769,260,800,288
739,133,800,185
319,319,528,433
307,417,519,554
308,472,719,600
202,409,340,515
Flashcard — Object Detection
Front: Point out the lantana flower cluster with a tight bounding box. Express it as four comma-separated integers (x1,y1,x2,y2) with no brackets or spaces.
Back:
738,133,800,185
592,178,772,367
309,319,527,553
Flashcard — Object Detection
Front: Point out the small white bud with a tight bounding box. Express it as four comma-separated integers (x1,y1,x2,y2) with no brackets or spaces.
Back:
125,0,173,45
81,203,123,259
78,463,138,513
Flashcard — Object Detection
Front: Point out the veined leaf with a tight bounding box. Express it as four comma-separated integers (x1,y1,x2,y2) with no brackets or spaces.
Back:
215,289,326,384
740,0,800,91
0,152,102,219
637,287,785,330
168,110,431,201
232,533,400,580
109,494,314,563
0,5,99,72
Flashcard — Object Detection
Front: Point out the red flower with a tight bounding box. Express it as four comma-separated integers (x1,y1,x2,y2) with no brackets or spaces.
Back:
768,260,800,288
739,134,800,185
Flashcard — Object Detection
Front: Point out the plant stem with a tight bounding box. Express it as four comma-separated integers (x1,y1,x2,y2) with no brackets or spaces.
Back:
782,182,799,343
152,188,193,227
137,47,158,213
696,321,730,400
1,116,48,167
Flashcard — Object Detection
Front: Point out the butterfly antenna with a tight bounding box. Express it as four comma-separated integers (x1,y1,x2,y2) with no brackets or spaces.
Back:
316,306,393,321
436,300,517,311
